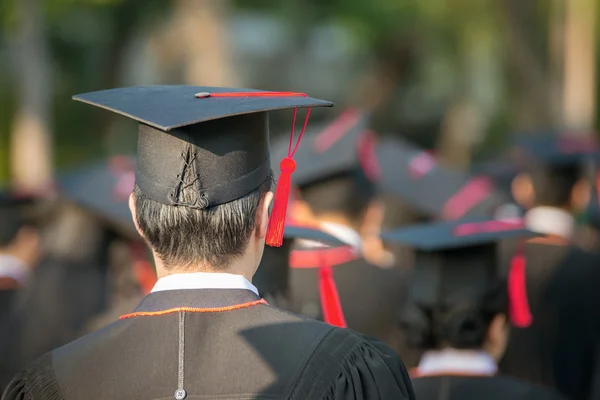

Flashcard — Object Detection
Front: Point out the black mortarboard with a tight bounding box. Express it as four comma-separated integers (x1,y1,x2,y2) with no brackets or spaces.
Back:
470,157,519,196
513,135,600,207
381,218,538,308
271,108,374,187
73,85,334,246
376,137,513,219
513,134,600,166
57,156,136,235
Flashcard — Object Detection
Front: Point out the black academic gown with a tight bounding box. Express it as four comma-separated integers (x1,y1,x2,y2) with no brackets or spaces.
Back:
0,278,22,392
501,242,600,400
411,374,567,400
3,288,415,400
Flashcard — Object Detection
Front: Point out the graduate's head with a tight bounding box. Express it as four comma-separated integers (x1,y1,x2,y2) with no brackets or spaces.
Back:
383,219,538,360
131,178,273,272
73,86,333,275
511,135,599,211
0,192,42,268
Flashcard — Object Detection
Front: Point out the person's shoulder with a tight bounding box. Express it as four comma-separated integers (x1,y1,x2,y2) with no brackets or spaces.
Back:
289,328,414,399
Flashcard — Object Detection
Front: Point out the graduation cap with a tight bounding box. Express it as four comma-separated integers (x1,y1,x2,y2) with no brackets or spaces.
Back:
73,85,334,247
382,218,539,327
512,135,600,208
376,137,513,220
57,155,137,236
271,108,377,187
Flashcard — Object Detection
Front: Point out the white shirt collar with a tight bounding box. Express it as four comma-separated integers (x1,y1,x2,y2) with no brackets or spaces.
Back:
151,272,259,296
525,206,575,239
418,348,498,376
319,222,362,249
0,255,30,285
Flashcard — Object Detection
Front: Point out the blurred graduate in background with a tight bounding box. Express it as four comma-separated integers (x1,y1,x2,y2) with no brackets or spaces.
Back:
498,134,600,400
383,218,567,400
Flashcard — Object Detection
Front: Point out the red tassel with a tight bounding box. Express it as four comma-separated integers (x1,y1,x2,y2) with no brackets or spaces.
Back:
266,106,311,247
318,264,347,328
508,247,532,328
266,157,296,246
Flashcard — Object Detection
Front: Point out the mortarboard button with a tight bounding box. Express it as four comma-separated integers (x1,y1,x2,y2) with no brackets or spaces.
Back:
194,92,210,98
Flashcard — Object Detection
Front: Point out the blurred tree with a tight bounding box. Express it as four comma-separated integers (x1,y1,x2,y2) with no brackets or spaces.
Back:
10,0,52,192
562,0,597,132
150,0,238,86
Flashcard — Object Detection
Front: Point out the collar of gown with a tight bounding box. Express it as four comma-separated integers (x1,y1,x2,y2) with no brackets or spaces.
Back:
416,348,498,377
0,254,30,285
297,221,362,250
151,271,259,296
525,206,575,240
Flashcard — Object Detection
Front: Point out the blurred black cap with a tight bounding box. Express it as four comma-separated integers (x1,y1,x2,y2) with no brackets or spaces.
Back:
376,137,514,219
381,218,537,307
271,108,373,187
57,156,136,234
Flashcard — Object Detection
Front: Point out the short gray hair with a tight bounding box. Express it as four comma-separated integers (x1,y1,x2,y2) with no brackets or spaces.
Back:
133,176,272,270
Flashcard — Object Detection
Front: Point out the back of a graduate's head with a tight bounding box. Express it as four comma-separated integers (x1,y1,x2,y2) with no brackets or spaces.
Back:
402,274,509,359
131,176,273,271
529,163,582,208
299,169,377,225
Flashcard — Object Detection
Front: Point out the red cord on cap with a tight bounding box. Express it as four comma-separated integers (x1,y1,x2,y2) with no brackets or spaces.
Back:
508,243,532,328
200,91,311,247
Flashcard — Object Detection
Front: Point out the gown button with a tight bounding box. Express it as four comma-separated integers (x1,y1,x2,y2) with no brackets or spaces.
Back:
174,389,187,399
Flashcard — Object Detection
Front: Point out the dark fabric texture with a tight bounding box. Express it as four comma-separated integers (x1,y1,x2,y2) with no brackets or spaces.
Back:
501,244,600,400
411,375,567,400
3,289,415,400
1,353,63,400
290,258,410,353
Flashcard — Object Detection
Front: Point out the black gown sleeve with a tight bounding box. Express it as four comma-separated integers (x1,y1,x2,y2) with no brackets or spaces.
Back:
290,328,415,400
328,336,415,400
1,353,64,400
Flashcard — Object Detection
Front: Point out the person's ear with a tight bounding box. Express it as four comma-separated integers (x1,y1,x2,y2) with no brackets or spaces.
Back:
571,178,591,212
484,313,509,361
360,199,385,237
257,191,274,239
511,173,535,208
129,192,144,238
